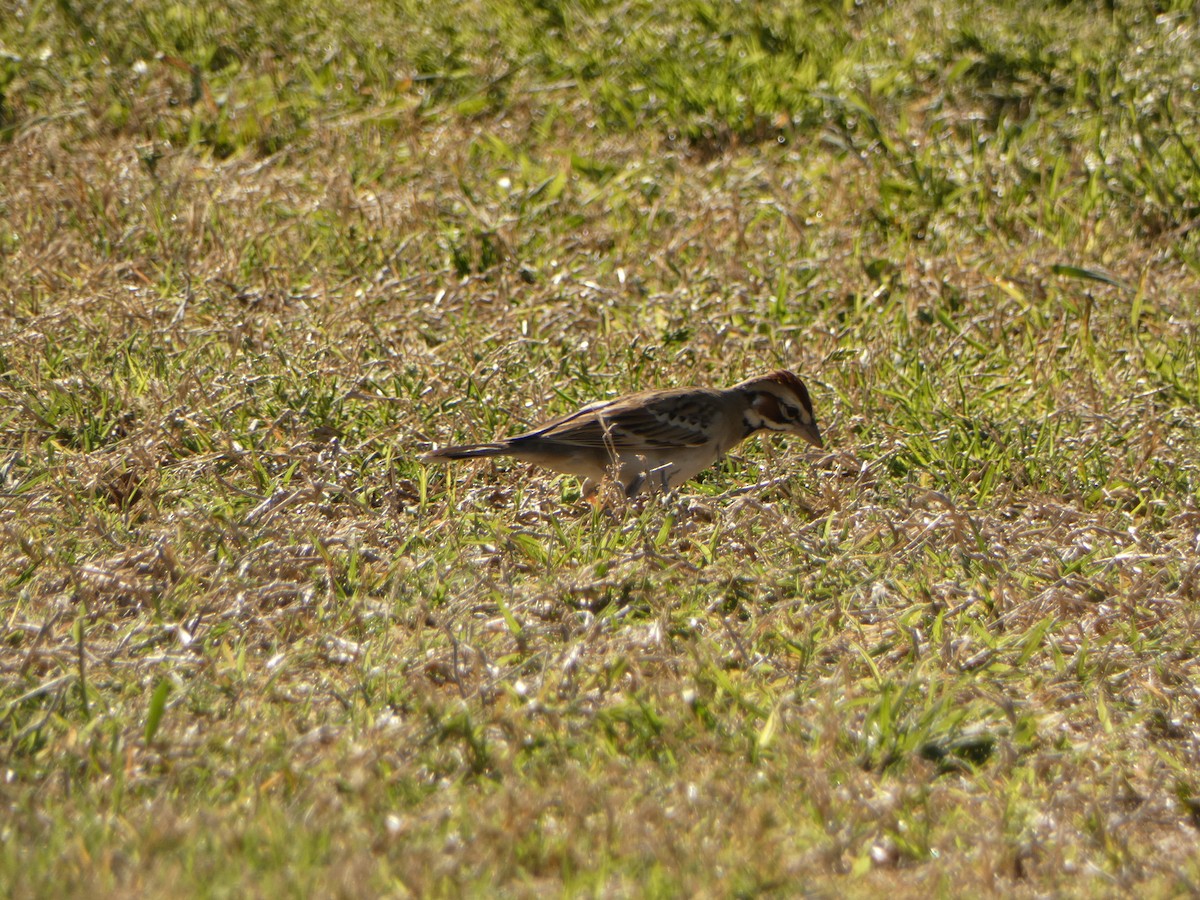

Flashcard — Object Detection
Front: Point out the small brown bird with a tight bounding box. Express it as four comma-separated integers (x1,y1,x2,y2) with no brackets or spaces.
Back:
423,370,823,498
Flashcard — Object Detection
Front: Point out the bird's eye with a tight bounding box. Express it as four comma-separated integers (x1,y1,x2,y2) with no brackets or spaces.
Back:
781,403,800,420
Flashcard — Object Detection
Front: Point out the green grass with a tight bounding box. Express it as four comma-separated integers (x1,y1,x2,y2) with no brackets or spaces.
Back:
4,0,1200,895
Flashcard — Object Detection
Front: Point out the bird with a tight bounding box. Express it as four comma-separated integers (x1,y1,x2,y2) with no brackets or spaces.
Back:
423,369,824,498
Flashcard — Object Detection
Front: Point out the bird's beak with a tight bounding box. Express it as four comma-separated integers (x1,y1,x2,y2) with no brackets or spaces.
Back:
794,420,824,449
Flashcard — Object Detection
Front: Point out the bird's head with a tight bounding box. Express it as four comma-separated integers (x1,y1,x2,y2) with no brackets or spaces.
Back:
737,369,824,449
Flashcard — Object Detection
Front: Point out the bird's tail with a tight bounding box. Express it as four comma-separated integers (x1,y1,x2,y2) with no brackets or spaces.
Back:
423,443,509,462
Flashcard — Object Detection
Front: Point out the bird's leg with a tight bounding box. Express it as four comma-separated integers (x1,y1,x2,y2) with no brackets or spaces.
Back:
582,477,628,510
623,471,646,499
583,478,617,510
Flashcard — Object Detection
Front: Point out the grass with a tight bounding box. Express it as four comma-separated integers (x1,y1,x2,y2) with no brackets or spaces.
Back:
3,0,1200,894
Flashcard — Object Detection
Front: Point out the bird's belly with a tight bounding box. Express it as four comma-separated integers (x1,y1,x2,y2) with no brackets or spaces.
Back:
512,451,604,481
512,444,720,494
626,447,719,493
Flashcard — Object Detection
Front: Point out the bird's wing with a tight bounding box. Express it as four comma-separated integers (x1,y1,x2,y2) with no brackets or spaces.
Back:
512,389,720,450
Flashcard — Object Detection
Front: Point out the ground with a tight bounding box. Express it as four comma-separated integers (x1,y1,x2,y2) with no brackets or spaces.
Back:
2,0,1200,895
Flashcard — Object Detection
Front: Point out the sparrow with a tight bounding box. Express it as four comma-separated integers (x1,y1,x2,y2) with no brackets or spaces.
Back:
423,369,823,498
